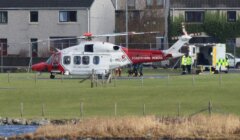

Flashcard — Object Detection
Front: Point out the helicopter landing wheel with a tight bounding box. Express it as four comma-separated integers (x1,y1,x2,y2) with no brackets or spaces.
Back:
50,74,55,79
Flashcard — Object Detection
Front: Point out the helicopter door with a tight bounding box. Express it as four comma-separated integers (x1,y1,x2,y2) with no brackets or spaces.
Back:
52,53,61,70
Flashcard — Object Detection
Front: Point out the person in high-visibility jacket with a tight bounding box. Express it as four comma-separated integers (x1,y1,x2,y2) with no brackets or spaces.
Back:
222,58,229,70
186,55,192,74
216,58,224,71
181,54,187,74
225,58,229,69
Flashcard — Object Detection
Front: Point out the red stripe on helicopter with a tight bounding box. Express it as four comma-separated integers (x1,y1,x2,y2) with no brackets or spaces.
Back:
122,47,167,64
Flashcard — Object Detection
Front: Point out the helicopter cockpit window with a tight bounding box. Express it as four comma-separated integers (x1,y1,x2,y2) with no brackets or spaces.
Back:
74,56,81,65
113,46,120,51
63,56,71,65
46,55,53,64
93,56,100,65
82,56,90,65
84,44,94,52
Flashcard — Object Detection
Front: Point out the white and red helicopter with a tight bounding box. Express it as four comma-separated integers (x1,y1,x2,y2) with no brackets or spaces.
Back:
32,26,192,79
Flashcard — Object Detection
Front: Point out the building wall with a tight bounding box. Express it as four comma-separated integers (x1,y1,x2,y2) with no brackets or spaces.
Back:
0,0,115,57
90,0,115,43
0,9,89,57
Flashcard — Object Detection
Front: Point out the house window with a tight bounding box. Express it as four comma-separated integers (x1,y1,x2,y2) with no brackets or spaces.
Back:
0,11,7,24
30,11,38,22
146,0,153,8
0,39,7,56
82,56,90,65
63,56,71,65
31,38,38,57
128,0,135,9
156,0,164,7
59,11,77,22
50,36,78,50
227,11,236,22
146,0,163,8
129,11,140,21
93,56,100,65
74,56,81,65
185,11,204,23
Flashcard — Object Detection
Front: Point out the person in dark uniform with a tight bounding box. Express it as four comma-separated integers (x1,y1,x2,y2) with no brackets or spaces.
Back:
133,64,138,76
186,54,192,74
139,63,143,76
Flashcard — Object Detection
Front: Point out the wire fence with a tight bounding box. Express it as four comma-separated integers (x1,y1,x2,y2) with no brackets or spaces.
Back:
0,72,239,118
0,69,239,84
1,100,230,120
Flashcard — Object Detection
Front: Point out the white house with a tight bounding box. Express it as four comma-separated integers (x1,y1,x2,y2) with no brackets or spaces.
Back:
0,0,115,57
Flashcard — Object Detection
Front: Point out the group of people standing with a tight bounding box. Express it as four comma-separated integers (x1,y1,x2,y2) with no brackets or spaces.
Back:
131,63,143,77
181,53,192,74
126,63,143,77
115,63,144,77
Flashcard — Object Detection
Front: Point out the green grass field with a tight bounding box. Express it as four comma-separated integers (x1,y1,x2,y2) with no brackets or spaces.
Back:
0,69,240,119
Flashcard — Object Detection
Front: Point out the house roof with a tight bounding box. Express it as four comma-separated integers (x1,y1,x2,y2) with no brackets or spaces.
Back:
0,0,94,8
170,0,240,8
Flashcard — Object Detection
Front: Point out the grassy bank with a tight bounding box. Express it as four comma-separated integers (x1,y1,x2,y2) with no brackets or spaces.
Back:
15,115,240,139
0,71,240,118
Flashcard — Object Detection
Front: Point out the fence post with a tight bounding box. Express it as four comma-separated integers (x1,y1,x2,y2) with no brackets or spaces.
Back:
91,69,94,88
143,104,146,116
1,43,3,73
167,74,170,86
8,72,10,83
219,73,222,86
80,102,84,118
34,72,37,85
114,102,117,116
177,102,181,117
20,102,23,118
96,76,98,87
208,101,212,115
192,74,195,86
102,74,104,87
114,74,116,87
42,103,45,117
61,72,63,83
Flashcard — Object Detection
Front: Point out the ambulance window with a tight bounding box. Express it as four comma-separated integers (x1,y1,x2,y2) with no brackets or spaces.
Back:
63,56,71,65
74,56,81,65
193,48,195,54
84,44,94,52
82,56,90,65
227,54,233,59
93,56,100,65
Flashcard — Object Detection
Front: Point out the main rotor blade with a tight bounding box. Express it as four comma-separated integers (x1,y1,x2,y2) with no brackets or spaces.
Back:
92,31,160,37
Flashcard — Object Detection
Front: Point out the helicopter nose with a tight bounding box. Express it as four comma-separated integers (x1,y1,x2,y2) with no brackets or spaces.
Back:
32,62,47,72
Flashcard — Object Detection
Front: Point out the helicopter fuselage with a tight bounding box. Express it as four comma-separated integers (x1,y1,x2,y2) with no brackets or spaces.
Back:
32,41,167,77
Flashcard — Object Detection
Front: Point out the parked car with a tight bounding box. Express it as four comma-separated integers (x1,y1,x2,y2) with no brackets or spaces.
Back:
226,53,240,69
